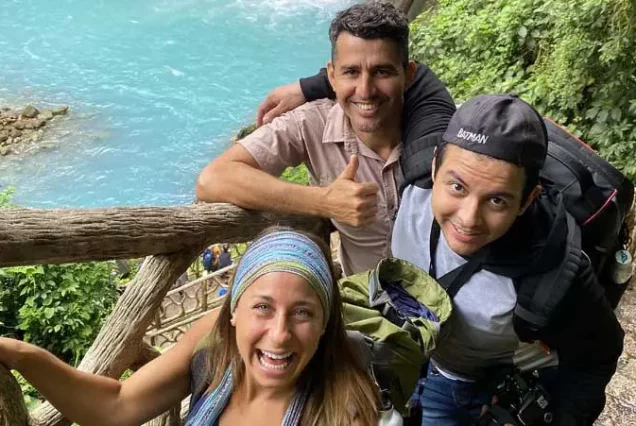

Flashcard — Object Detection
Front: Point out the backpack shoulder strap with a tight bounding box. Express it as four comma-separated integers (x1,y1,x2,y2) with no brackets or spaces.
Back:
514,212,582,339
399,133,443,194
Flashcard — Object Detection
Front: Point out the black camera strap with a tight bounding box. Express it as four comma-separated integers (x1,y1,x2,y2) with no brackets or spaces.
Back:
429,220,489,298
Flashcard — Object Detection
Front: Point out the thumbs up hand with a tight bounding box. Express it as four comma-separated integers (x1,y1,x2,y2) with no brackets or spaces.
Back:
338,153,361,181
322,155,379,227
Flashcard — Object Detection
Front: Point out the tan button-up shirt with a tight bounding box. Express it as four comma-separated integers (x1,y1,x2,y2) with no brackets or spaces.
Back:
239,99,402,276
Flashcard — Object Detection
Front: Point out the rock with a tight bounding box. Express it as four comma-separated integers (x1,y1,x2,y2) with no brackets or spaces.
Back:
39,142,56,150
21,105,39,119
32,119,45,129
0,104,70,156
39,110,54,120
51,106,69,116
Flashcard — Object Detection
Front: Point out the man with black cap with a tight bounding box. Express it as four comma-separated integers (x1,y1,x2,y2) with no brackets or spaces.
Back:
392,94,623,425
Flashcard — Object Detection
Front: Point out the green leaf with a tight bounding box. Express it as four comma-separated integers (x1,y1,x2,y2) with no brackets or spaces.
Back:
585,108,599,119
518,26,528,38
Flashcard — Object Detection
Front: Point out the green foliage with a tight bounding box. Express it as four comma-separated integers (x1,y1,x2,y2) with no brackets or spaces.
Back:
12,372,41,410
0,187,120,406
0,262,119,366
410,0,636,180
280,164,309,186
235,123,258,140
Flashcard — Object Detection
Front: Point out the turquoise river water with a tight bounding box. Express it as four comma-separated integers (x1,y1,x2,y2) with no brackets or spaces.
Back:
0,0,354,207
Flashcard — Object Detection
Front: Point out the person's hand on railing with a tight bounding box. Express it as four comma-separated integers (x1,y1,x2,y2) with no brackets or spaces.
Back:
256,82,306,127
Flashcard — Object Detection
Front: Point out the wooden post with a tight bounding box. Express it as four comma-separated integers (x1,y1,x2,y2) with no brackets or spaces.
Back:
0,365,30,426
152,309,162,348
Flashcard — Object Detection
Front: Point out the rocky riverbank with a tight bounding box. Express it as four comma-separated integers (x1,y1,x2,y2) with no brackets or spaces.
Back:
0,105,69,156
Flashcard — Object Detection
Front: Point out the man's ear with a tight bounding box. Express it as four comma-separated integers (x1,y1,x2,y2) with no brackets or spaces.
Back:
405,60,417,88
327,60,336,91
519,185,542,215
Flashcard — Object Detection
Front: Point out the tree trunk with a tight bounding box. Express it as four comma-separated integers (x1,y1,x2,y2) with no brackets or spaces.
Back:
407,0,438,21
629,202,636,255
30,250,199,426
0,203,328,267
390,0,413,14
389,0,437,20
0,365,30,426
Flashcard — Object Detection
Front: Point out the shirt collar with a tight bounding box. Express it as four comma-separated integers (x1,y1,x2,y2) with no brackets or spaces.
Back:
322,102,357,144
321,103,402,165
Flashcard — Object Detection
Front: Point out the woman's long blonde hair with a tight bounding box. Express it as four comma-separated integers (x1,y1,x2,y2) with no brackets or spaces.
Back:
204,227,380,425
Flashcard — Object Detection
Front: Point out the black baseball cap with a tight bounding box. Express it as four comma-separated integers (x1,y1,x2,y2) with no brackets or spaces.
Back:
442,94,548,169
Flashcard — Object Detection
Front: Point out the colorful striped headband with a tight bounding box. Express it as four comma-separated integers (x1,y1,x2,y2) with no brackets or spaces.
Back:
230,231,333,325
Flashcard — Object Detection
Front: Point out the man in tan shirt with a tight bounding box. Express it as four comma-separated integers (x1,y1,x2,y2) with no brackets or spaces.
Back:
196,2,415,276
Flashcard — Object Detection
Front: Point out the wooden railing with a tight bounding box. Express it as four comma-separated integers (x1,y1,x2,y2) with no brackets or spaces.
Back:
146,263,236,349
0,203,329,426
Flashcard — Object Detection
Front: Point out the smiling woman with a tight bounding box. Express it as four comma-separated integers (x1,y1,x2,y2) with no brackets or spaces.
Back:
189,227,380,425
0,227,380,426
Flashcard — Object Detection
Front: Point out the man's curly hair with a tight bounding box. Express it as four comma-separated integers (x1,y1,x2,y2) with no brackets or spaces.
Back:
329,1,410,67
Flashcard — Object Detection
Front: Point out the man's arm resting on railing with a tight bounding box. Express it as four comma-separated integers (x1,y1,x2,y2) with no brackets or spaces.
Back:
196,125,378,228
0,309,220,426
196,144,328,218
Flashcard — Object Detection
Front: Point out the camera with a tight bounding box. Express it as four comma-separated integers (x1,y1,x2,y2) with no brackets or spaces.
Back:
477,368,553,426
